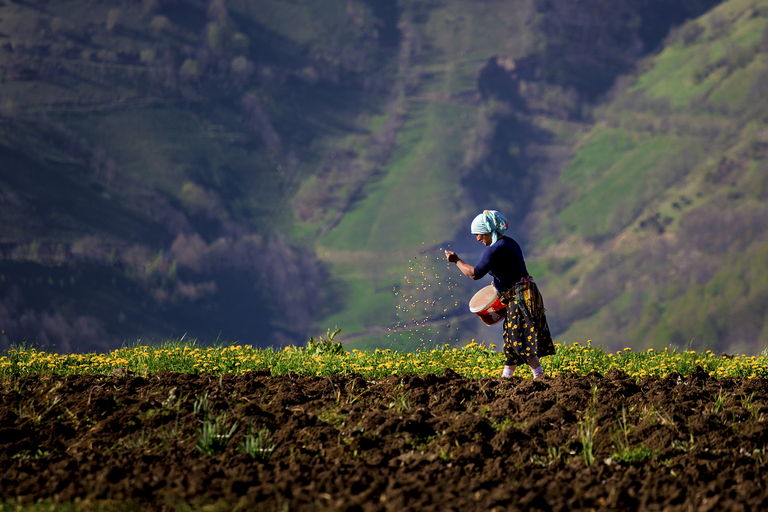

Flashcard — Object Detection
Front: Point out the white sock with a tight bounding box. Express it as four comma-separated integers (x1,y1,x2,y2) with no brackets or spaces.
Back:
502,365,516,377
532,365,544,379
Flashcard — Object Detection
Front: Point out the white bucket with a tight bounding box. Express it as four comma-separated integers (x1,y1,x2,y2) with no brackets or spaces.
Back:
469,285,507,326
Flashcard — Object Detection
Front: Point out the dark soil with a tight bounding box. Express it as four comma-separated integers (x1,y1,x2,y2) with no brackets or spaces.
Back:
2,368,768,511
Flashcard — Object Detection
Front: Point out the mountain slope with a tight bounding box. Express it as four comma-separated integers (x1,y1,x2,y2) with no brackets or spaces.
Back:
305,0,731,350
530,0,768,353
0,0,749,354
0,0,396,350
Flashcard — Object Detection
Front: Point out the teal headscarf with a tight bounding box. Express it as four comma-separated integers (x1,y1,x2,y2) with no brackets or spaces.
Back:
470,210,509,245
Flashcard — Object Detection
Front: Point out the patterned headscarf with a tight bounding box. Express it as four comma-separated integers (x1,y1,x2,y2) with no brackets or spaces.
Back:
470,210,509,245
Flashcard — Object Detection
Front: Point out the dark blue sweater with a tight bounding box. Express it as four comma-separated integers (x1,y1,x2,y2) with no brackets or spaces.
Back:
473,236,529,292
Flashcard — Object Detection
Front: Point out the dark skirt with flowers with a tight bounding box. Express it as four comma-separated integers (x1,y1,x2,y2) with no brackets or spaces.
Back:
498,278,555,366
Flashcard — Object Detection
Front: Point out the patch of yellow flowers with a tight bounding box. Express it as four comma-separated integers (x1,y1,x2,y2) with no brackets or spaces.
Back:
1,340,767,380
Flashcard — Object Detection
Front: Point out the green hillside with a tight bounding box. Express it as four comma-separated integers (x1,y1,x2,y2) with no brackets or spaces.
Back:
0,0,396,350
2,0,759,355
530,0,768,353
306,0,741,351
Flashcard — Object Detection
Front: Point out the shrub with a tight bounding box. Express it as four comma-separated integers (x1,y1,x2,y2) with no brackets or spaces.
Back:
680,21,705,46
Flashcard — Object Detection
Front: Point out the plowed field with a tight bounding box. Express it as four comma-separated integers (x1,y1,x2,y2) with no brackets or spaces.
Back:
2,368,768,511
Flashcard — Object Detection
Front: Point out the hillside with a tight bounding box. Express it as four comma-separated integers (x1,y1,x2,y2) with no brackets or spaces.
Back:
529,0,768,353
1,0,759,354
305,0,735,351
0,0,395,350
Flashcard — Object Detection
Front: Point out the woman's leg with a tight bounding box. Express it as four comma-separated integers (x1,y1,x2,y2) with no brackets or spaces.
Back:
502,316,518,378
502,364,517,377
527,355,545,379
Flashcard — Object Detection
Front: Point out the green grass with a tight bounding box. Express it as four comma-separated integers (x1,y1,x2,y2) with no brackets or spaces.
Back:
633,2,767,109
0,500,148,512
649,241,768,351
319,100,469,252
318,271,400,336
561,129,636,187
633,43,719,108
706,57,768,112
559,135,683,240
3,339,768,380
611,445,659,464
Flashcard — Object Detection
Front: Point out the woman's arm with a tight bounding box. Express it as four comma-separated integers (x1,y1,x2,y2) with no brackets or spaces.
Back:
445,250,477,279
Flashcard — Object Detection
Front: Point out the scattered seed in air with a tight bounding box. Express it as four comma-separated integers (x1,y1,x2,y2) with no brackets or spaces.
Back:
387,243,487,349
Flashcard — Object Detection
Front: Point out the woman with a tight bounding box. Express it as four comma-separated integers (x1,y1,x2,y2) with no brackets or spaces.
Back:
445,210,555,379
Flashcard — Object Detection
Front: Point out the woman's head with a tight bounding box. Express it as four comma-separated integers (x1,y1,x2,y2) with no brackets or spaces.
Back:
470,210,508,245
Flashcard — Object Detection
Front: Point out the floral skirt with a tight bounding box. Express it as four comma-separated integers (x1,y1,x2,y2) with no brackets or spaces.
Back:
498,278,555,366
